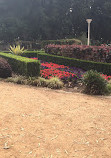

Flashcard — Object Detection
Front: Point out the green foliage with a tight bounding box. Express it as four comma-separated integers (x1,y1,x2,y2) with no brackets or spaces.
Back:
38,52,111,75
0,52,40,77
47,77,64,89
29,77,63,89
0,0,111,42
41,39,82,47
5,76,63,89
78,32,87,45
82,70,107,95
45,44,111,62
5,75,27,84
9,45,26,55
21,50,44,58
0,57,12,78
106,80,111,94
32,77,49,87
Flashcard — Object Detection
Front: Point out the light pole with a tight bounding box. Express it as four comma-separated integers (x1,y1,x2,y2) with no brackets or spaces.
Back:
86,19,92,46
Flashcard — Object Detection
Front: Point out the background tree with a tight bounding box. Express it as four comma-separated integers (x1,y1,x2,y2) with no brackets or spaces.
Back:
0,0,110,43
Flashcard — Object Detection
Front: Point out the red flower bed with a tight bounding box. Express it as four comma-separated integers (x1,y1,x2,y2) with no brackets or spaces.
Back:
30,57,111,81
41,68,76,79
40,62,77,80
41,62,69,69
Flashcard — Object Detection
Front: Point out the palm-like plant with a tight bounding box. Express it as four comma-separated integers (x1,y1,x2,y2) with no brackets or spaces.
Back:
9,45,26,55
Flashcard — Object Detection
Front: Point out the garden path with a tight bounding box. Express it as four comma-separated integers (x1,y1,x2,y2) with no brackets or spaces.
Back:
0,81,111,158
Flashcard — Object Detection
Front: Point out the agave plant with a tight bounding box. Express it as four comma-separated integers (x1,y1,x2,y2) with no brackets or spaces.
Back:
9,45,26,55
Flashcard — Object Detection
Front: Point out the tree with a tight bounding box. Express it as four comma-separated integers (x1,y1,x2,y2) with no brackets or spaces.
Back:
0,0,110,43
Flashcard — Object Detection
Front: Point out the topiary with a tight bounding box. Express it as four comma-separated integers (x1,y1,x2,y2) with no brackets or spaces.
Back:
82,70,107,95
0,58,12,78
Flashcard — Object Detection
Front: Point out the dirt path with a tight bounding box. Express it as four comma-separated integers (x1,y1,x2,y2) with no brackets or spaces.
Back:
0,81,111,158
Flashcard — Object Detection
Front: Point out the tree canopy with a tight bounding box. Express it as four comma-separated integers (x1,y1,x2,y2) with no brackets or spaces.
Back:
0,0,110,43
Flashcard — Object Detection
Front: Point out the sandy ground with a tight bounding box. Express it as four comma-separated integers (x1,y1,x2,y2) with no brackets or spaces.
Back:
0,81,111,158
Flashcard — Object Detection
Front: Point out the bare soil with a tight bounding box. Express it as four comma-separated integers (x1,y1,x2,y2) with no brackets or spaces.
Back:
0,81,111,158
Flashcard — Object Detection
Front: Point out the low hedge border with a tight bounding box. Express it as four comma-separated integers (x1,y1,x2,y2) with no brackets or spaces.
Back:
3,50,45,58
41,39,82,47
38,53,111,75
2,51,111,75
21,50,45,58
0,52,40,77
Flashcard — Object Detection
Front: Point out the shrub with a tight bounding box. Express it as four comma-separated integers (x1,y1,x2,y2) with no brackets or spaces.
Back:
0,58,12,78
0,52,40,77
32,77,48,87
5,75,27,84
5,75,63,89
106,80,111,94
32,77,63,89
38,53,111,75
41,39,82,48
9,45,26,55
82,70,108,95
47,77,64,89
44,44,111,62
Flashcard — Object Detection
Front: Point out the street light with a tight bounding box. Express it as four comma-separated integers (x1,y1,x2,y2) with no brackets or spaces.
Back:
86,19,92,46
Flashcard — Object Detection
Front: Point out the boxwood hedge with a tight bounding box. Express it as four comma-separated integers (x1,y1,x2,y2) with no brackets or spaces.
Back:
0,52,40,77
2,50,111,76
38,53,111,75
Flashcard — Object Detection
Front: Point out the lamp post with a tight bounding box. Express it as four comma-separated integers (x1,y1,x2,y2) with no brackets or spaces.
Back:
86,19,92,46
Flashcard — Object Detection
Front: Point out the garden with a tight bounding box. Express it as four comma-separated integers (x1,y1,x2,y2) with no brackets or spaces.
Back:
0,43,111,95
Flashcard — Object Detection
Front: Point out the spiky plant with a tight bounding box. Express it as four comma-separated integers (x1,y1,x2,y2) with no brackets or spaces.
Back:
9,45,26,55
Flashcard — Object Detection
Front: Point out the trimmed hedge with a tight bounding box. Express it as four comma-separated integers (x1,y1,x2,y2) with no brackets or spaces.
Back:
3,50,45,58
38,53,111,75
21,50,45,58
44,44,111,62
3,50,111,75
0,52,40,77
41,39,82,47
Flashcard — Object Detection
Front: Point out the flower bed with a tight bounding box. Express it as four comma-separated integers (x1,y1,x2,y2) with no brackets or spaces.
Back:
30,57,111,81
30,57,84,82
40,62,85,83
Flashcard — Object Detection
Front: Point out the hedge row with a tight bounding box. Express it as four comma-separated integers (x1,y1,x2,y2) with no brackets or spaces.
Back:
3,50,44,58
37,53,111,75
41,38,82,47
0,52,40,77
2,50,111,76
44,44,111,63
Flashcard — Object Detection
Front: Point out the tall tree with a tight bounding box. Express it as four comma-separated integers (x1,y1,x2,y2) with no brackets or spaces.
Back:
0,0,110,43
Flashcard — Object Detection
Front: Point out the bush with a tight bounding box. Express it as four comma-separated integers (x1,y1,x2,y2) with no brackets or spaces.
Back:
38,53,111,75
41,39,82,48
106,80,111,94
21,50,44,58
82,70,108,95
47,77,64,89
32,77,48,87
44,44,111,62
9,45,26,55
0,58,12,78
31,77,63,89
5,75,27,84
0,52,40,77
5,75,63,89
